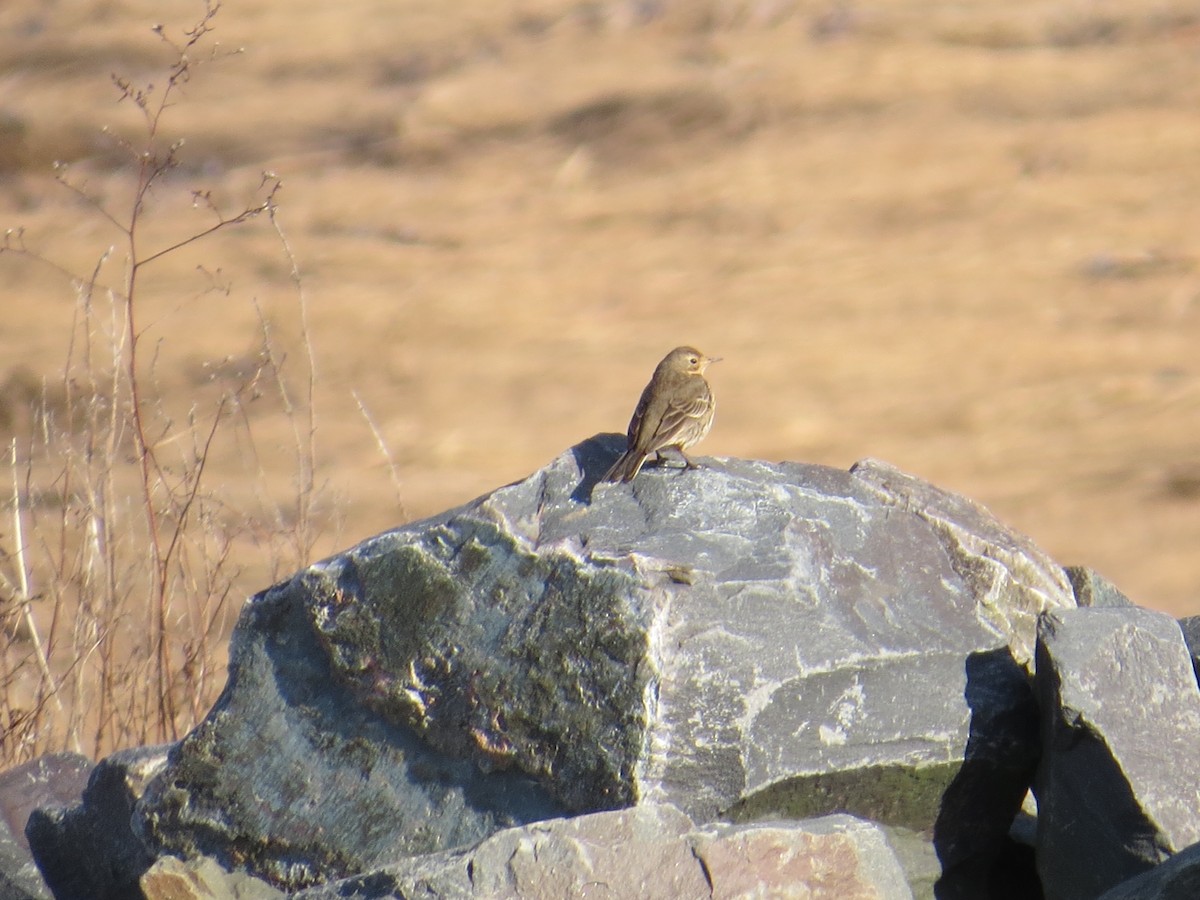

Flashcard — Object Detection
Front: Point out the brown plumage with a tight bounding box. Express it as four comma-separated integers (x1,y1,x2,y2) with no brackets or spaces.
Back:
602,346,719,483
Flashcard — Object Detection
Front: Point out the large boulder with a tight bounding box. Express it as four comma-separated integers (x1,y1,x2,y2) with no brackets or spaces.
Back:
33,438,1076,894
1034,606,1200,900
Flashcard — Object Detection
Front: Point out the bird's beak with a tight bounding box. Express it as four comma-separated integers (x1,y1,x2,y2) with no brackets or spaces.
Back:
706,356,722,365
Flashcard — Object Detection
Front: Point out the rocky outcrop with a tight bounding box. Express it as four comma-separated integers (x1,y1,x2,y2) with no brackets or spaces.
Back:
15,437,1200,899
115,438,1069,892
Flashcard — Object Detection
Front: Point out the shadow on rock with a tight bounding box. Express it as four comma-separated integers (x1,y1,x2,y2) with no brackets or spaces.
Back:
569,433,624,503
934,647,1042,899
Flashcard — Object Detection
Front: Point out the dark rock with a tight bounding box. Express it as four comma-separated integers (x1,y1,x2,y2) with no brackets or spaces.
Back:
1176,615,1200,686
26,745,168,900
1064,566,1137,608
1007,790,1037,848
294,805,915,899
1034,607,1200,900
0,753,92,900
134,573,566,891
927,646,1039,899
987,836,1043,900
1097,840,1200,900
123,439,1071,891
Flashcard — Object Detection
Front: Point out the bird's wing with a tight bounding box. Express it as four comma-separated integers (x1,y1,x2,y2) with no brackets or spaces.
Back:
626,390,652,444
648,392,711,446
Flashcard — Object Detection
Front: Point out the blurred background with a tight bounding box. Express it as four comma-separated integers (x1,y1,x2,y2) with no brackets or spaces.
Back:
1,0,1199,749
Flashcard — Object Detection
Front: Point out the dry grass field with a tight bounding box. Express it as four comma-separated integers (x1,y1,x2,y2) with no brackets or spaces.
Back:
2,0,1200,760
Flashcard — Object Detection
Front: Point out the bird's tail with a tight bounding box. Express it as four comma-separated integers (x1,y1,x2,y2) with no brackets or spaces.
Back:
602,449,647,483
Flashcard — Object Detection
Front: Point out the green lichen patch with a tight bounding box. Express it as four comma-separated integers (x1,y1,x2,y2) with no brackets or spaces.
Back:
302,517,659,811
726,761,961,833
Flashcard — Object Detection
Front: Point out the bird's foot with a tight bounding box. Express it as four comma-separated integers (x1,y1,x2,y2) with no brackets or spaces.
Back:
655,447,697,471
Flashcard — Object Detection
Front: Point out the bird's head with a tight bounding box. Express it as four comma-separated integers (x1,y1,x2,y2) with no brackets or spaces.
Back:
667,346,720,375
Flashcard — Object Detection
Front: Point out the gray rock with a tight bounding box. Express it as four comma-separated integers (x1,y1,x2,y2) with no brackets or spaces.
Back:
1034,607,1200,900
1065,566,1137,608
92,438,1066,892
1097,840,1200,900
691,814,914,900
881,820,1043,900
0,753,92,900
26,745,168,900
850,459,1073,669
880,826,941,900
293,804,703,899
295,805,913,899
140,855,285,900
134,571,566,890
463,803,704,899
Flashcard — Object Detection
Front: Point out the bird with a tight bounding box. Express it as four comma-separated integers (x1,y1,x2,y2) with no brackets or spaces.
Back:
602,346,719,483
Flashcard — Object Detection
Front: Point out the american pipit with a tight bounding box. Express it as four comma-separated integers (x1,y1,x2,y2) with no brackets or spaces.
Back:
602,346,719,483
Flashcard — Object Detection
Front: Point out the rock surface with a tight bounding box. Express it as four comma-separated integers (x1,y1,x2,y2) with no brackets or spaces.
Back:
293,805,914,900
1096,840,1200,900
19,440,1125,897
0,753,92,900
115,438,1073,891
139,855,284,900
1034,606,1200,900
25,746,168,900
1064,565,1137,609
1176,614,1200,686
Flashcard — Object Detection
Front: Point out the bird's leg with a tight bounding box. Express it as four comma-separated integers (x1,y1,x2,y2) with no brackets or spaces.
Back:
657,446,695,471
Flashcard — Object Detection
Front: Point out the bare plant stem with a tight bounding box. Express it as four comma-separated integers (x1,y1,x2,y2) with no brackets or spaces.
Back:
268,207,320,566
8,441,64,722
353,392,407,518
110,2,276,742
0,0,342,765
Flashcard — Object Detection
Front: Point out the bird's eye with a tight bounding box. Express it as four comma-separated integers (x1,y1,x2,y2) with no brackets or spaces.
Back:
689,356,698,364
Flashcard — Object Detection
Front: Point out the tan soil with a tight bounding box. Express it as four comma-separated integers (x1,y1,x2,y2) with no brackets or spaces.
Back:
2,0,1198,629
